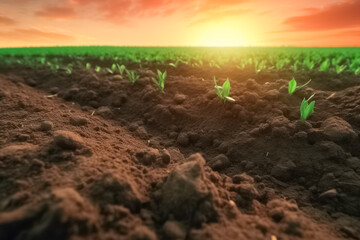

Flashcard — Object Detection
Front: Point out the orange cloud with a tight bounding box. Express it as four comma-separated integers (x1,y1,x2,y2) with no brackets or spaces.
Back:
0,16,17,25
0,28,74,43
70,0,247,24
283,0,360,31
36,5,75,19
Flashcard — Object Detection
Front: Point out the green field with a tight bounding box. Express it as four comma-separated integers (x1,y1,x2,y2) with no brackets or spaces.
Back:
0,46,359,75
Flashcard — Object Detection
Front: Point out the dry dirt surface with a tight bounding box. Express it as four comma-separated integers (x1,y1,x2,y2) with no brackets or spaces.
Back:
0,66,360,240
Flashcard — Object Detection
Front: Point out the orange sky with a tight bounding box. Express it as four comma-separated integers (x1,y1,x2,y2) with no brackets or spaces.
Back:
0,0,360,47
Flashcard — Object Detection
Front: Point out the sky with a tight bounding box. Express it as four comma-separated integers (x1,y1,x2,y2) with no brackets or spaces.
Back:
0,0,359,47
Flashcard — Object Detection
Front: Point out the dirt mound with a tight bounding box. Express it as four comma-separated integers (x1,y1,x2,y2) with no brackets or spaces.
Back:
1,65,360,240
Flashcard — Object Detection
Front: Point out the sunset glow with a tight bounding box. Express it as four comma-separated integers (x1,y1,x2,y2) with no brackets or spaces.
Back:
0,0,360,47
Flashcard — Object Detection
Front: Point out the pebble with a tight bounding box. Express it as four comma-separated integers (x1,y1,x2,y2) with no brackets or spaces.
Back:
176,132,189,146
69,116,88,126
208,154,230,171
174,94,187,104
39,121,53,132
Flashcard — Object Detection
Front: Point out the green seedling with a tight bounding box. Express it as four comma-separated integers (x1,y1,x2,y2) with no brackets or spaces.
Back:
288,78,311,95
300,93,315,121
214,77,235,102
95,66,101,73
290,62,298,71
355,67,360,75
319,59,330,71
303,58,315,70
106,63,117,74
152,70,167,92
169,60,179,68
255,60,266,73
125,70,139,84
66,67,72,75
86,63,91,69
335,64,346,74
117,64,126,76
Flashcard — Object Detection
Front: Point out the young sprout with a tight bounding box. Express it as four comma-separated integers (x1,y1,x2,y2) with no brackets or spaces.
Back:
303,58,315,70
214,77,235,102
86,63,91,69
169,60,179,68
319,59,330,71
152,70,167,92
335,64,346,74
288,78,311,95
106,64,117,74
117,64,126,77
300,93,315,121
355,67,360,75
95,66,101,73
66,67,72,75
290,61,298,72
125,70,139,84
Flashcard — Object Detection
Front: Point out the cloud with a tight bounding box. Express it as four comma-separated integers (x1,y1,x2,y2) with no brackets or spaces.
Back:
189,8,252,26
0,28,74,43
283,0,360,31
69,0,248,24
0,16,17,25
36,5,75,19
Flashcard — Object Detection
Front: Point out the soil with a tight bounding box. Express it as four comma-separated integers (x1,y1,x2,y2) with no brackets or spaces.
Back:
1,63,360,240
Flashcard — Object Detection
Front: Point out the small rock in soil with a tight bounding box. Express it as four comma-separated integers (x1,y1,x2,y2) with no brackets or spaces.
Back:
69,116,88,126
174,94,187,104
136,148,159,166
208,154,230,171
95,106,113,119
39,120,54,132
177,132,189,146
52,130,85,150
320,116,357,142
160,149,171,165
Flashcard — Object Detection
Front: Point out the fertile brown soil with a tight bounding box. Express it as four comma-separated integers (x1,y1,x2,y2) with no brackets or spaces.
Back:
0,65,360,240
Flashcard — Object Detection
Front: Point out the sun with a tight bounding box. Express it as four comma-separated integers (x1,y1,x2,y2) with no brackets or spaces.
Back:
195,23,249,47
